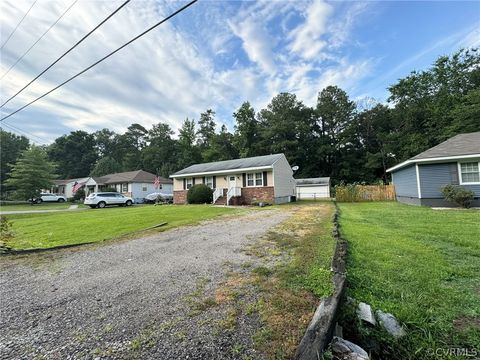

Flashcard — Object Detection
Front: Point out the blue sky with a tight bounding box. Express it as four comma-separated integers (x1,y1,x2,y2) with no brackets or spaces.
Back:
0,0,478,144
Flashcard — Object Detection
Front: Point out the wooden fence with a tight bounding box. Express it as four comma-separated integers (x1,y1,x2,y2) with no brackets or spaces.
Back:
335,184,395,202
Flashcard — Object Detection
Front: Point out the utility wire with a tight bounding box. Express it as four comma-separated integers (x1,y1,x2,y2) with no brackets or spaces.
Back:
0,0,131,109
0,0,79,81
0,0,38,51
0,0,198,122
1,121,50,144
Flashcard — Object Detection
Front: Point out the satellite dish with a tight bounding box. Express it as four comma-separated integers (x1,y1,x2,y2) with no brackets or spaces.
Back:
292,166,299,171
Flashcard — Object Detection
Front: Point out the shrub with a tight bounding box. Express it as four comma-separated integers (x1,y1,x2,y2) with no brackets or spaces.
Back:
441,184,475,208
187,184,213,204
73,188,85,201
0,216,14,251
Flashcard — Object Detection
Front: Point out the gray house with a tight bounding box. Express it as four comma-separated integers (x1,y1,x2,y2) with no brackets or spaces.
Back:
387,132,480,207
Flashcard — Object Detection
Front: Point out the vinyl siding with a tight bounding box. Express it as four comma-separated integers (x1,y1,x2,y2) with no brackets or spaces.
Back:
391,165,418,198
419,162,480,198
130,182,173,201
272,155,296,199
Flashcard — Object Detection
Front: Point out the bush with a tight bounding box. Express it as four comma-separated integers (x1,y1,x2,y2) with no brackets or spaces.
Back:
441,184,475,208
73,188,85,201
0,216,14,251
187,184,213,204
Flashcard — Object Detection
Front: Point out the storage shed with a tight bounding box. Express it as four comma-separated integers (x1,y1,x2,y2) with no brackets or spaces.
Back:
295,177,331,199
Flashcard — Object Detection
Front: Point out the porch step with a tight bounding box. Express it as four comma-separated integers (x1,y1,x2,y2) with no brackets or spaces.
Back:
214,197,227,205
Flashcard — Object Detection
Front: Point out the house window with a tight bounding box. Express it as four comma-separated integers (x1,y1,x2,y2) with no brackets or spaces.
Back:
142,184,147,191
247,172,263,187
186,178,193,189
122,183,128,192
205,176,213,188
460,162,480,184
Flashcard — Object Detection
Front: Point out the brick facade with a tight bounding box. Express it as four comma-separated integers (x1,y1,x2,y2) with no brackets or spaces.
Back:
173,190,188,204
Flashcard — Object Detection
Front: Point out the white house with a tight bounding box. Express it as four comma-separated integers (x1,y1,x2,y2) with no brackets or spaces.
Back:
52,170,173,202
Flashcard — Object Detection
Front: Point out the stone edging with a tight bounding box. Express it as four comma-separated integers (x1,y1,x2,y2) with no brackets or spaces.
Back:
294,202,347,360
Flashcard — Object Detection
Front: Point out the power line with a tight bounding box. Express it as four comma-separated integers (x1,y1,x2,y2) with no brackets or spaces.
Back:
0,0,198,122
0,0,79,81
0,0,38,51
0,0,131,109
1,121,50,144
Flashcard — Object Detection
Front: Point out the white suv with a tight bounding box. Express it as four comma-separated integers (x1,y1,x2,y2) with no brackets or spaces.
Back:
84,192,134,209
33,193,67,203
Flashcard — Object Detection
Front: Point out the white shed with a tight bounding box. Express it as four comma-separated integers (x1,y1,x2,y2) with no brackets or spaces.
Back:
295,177,331,199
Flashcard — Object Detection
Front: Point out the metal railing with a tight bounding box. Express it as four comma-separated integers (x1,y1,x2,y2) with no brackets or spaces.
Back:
213,188,224,204
227,187,241,206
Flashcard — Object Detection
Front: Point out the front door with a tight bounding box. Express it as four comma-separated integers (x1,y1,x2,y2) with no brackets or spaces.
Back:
228,175,236,189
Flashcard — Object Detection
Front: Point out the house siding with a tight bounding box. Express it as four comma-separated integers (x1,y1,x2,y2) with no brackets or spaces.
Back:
391,165,418,198
419,163,480,198
272,155,296,200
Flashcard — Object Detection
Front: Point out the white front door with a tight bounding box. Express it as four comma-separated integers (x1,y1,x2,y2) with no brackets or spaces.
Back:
228,175,236,189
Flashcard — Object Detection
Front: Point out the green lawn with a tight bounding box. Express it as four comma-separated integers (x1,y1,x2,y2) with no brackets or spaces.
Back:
0,203,81,211
338,202,480,359
4,205,241,250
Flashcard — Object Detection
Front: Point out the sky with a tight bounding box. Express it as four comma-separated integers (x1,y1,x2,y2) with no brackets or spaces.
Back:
0,0,479,144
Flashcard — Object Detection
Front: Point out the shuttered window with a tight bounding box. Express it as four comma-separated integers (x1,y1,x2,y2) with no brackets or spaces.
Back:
186,178,193,189
205,176,213,188
460,162,480,184
246,172,264,187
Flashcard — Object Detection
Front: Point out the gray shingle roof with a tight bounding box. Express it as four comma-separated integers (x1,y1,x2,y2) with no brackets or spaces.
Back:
99,170,172,184
295,177,330,186
411,132,480,160
171,154,285,176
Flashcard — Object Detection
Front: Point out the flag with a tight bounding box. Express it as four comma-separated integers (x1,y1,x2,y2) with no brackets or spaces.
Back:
72,181,83,193
154,176,161,189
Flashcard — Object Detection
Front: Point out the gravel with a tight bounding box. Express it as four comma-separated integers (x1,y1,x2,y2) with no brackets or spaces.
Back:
0,209,290,359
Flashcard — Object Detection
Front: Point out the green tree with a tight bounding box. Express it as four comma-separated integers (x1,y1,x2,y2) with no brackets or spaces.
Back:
5,146,56,200
177,118,201,168
142,123,178,177
90,157,123,177
47,131,98,178
202,125,239,162
197,109,216,153
119,124,148,170
233,102,258,158
0,130,29,196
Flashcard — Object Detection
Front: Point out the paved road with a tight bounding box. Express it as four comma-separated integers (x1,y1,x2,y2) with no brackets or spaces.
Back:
0,209,290,359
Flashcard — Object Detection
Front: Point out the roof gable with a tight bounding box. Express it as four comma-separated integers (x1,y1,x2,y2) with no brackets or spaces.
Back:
171,154,285,177
411,132,480,160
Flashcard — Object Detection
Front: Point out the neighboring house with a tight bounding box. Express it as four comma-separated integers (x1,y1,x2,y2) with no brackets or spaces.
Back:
387,132,480,207
170,154,296,205
295,177,331,199
52,170,173,202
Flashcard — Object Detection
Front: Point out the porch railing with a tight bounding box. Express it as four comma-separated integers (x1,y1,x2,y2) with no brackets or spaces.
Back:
227,187,242,206
213,187,224,204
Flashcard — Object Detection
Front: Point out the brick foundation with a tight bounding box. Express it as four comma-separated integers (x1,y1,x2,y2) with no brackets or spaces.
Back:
241,186,274,205
173,190,188,204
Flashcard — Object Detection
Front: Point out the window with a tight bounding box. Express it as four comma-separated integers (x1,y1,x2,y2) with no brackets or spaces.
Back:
460,162,480,184
122,183,128,192
186,178,193,189
142,184,147,191
247,172,263,187
205,176,213,188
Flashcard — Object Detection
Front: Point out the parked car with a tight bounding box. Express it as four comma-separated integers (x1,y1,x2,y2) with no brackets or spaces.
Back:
144,192,173,204
32,193,67,203
84,192,134,209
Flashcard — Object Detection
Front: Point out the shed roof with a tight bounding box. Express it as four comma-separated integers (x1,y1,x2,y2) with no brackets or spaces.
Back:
171,154,285,177
387,132,480,172
295,177,330,186
99,170,172,184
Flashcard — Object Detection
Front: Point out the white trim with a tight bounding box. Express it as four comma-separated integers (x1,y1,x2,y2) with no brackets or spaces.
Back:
458,161,480,185
415,164,422,199
387,154,480,172
246,172,264,187
170,165,272,178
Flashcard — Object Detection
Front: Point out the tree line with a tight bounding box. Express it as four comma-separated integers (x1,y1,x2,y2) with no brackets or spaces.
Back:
1,49,479,197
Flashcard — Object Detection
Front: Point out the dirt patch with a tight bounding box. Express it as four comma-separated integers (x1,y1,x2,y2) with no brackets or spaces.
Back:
453,316,480,331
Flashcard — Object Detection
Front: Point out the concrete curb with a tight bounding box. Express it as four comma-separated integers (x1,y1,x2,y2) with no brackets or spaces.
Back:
294,202,347,360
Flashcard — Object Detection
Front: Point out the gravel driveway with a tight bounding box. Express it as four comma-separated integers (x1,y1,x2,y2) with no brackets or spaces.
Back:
0,209,290,359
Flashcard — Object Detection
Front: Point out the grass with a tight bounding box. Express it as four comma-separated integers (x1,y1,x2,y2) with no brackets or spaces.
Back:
245,202,337,359
4,205,241,250
338,202,480,359
0,203,84,211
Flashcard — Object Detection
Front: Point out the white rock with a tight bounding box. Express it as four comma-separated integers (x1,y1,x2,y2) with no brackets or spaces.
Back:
331,336,369,360
357,302,376,326
376,310,406,338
